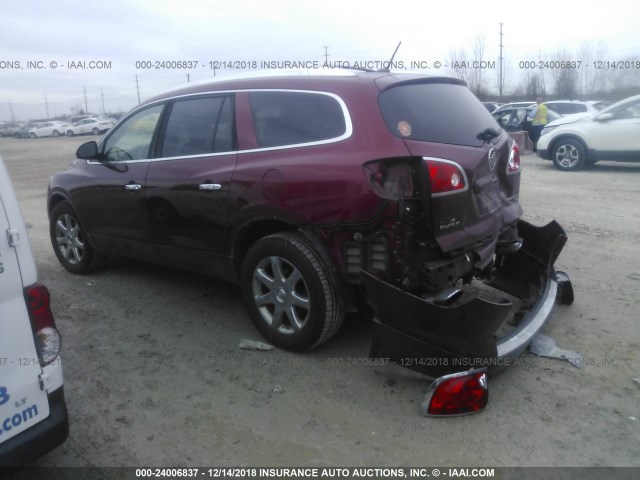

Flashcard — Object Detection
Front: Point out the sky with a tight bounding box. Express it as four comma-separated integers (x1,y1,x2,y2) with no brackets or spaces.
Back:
1,0,639,121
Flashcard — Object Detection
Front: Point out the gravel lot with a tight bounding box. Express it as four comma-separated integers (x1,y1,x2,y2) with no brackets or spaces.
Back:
1,136,639,468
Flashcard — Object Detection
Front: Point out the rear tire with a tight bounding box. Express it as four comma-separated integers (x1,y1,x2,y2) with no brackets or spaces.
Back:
52,130,60,137
50,201,102,274
551,138,587,171
241,232,344,351
92,127,99,135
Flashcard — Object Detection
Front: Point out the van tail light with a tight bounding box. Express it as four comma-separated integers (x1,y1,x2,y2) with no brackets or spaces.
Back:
24,283,61,366
421,369,488,416
507,143,520,174
424,158,468,196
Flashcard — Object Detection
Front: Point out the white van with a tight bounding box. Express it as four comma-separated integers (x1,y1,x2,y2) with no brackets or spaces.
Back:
0,155,68,467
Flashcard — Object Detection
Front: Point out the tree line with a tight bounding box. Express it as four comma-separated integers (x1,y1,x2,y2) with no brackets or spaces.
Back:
449,37,640,102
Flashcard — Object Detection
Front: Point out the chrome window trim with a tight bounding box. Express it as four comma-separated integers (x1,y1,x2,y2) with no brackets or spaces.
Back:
93,89,353,164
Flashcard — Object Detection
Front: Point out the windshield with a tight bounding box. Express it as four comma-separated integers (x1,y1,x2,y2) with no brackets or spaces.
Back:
378,83,502,147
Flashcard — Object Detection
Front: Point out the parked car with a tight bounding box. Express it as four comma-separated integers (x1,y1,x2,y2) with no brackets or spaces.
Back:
0,122,23,138
65,117,115,136
13,123,41,139
492,101,535,114
0,155,68,467
544,100,609,116
28,121,69,138
482,102,502,113
492,105,562,132
48,71,571,384
537,94,640,171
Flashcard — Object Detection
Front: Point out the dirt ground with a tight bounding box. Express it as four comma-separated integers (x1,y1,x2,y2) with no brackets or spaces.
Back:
1,136,638,468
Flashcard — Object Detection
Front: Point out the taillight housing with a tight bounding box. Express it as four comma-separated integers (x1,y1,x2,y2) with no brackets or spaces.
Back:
507,142,520,174
363,158,416,199
424,158,468,196
24,283,61,366
421,369,489,416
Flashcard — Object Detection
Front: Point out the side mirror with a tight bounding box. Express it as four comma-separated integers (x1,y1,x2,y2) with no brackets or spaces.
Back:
595,112,613,122
76,141,99,159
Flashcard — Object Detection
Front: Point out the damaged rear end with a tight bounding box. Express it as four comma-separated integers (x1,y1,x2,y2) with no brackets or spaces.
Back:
362,77,573,385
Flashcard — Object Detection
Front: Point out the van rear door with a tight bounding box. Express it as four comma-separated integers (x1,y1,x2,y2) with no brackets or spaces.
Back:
0,176,50,445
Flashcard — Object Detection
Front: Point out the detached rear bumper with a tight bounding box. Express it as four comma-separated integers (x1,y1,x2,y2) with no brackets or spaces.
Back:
365,220,572,377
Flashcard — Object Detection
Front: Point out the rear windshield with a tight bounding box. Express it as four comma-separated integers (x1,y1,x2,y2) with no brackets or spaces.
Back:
378,82,501,147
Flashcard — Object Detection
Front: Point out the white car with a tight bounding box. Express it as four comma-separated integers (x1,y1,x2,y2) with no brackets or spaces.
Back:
28,121,69,138
0,155,68,466
537,94,640,171
544,100,609,116
65,117,114,136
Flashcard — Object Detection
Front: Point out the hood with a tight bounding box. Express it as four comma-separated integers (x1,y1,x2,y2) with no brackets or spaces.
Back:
545,112,592,128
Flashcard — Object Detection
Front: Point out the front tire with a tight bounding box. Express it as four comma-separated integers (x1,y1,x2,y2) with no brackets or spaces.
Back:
66,130,74,137
241,232,344,351
92,127,99,135
52,130,60,137
50,201,101,274
551,138,587,171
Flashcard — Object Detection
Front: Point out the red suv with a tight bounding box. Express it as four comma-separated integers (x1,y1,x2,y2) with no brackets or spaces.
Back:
47,71,572,376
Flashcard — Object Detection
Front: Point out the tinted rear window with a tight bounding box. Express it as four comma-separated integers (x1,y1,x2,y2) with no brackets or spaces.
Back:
249,91,346,148
378,83,500,147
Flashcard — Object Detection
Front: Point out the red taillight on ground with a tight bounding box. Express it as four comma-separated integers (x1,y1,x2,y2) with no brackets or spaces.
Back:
24,283,61,365
422,369,488,416
425,158,468,196
507,143,520,174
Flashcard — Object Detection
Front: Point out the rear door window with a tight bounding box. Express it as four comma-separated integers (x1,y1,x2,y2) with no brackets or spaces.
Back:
378,83,500,147
161,96,235,157
249,91,346,148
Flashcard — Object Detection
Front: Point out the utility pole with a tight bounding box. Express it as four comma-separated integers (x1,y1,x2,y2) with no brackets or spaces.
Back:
187,73,190,83
101,87,105,114
498,22,504,100
323,46,330,65
83,86,88,114
135,75,141,103
8,101,15,122
44,94,50,118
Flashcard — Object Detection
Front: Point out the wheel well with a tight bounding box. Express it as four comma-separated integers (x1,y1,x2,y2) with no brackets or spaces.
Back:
232,220,297,278
48,194,68,218
549,135,589,160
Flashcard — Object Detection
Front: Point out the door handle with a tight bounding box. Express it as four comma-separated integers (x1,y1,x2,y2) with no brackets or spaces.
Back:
124,183,142,191
199,183,222,191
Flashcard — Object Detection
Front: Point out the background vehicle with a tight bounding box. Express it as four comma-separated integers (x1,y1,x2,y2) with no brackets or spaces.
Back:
492,101,535,114
537,94,640,171
28,121,69,138
65,117,114,136
544,100,609,116
0,155,68,467
0,123,23,138
48,71,570,377
492,105,562,132
482,101,502,113
13,123,41,139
